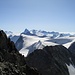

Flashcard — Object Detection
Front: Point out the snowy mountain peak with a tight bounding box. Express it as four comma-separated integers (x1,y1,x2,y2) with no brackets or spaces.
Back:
24,29,30,33
5,31,13,34
21,29,31,35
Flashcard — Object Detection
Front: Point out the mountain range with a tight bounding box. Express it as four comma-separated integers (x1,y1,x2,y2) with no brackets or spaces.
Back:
5,29,75,57
5,29,75,38
1,29,75,75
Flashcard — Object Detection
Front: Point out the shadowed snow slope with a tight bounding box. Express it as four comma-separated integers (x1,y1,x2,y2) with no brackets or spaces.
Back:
11,35,20,43
68,42,75,66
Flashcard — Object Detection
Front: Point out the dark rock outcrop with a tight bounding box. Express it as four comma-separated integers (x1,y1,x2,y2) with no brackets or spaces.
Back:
0,30,41,75
26,45,72,75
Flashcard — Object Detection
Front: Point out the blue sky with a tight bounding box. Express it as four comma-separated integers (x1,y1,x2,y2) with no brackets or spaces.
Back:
0,0,75,33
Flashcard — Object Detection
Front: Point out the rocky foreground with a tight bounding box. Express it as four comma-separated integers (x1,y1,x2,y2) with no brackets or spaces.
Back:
0,30,41,75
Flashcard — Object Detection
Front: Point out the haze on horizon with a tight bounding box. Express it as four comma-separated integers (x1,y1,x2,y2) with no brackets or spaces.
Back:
0,0,75,33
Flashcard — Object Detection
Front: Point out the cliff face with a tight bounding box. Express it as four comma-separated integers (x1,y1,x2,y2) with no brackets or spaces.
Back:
26,45,73,75
0,30,41,75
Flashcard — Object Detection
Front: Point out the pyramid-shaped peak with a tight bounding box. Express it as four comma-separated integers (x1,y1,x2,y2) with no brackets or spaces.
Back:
21,29,32,35
24,29,30,33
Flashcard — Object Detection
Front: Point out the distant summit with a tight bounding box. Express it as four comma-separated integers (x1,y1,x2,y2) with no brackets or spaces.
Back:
23,29,30,35
21,29,31,35
5,31,13,38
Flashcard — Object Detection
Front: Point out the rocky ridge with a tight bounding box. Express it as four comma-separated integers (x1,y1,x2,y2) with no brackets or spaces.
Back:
0,30,41,75
26,45,74,75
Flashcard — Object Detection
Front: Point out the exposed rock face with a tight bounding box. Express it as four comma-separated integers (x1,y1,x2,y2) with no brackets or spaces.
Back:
15,35,24,50
0,30,41,75
26,45,72,75
0,30,8,50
